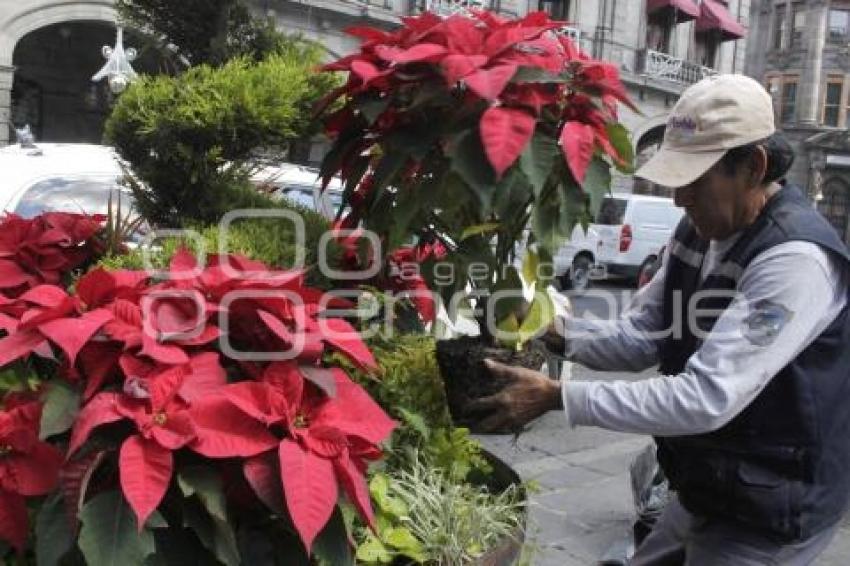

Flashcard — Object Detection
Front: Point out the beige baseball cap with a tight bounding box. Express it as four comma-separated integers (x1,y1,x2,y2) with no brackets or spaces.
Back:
635,74,776,188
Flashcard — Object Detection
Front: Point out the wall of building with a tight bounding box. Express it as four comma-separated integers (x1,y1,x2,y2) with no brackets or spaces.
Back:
746,0,850,243
0,0,118,144
0,0,752,189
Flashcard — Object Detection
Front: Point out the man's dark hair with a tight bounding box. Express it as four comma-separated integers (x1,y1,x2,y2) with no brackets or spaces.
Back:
718,132,795,185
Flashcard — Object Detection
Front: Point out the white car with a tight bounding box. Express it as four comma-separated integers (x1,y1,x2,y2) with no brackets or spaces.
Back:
555,193,683,290
0,143,133,217
250,163,344,220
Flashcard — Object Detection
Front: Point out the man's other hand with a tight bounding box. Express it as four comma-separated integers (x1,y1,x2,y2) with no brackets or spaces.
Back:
539,315,569,357
464,359,564,433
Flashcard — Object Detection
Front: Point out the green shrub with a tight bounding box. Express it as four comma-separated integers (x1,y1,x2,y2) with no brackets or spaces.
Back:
96,200,343,290
360,334,451,430
105,55,317,227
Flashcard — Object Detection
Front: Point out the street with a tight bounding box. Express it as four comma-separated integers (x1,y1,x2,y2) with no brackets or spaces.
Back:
477,280,850,565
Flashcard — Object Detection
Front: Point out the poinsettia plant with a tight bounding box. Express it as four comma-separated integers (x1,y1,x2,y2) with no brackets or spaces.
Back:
333,221,447,331
318,10,634,344
0,211,107,298
0,212,396,563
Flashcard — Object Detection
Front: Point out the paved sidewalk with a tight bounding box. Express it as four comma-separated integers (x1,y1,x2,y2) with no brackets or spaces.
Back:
476,364,850,565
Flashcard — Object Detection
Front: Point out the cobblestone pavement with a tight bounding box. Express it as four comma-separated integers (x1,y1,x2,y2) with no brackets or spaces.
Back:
476,363,850,565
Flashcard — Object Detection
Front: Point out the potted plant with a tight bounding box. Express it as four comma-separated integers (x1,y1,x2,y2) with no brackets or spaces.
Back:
317,9,634,429
0,211,397,564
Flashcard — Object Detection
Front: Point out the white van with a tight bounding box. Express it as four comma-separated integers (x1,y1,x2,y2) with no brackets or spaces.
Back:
555,193,683,289
594,193,684,283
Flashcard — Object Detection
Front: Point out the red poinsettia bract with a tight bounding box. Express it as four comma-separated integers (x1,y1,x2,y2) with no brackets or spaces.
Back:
0,244,395,554
226,362,395,553
319,10,634,200
0,396,62,552
0,212,105,298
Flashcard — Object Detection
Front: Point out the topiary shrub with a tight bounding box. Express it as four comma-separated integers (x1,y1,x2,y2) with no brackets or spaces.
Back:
96,200,343,290
105,55,317,227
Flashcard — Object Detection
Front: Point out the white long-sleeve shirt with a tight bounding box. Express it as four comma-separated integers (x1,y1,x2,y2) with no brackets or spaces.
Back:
561,236,849,437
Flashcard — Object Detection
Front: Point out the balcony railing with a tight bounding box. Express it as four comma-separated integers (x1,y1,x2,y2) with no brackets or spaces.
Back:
422,0,489,17
638,49,717,86
556,25,581,43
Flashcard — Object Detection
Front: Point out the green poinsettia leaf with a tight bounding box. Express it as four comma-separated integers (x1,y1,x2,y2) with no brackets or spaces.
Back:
519,131,559,199
146,510,168,530
532,188,563,253
178,467,227,523
511,67,562,83
461,222,501,241
314,507,354,566
35,492,75,566
606,123,635,173
182,498,240,566
583,158,612,220
522,248,541,287
518,291,556,345
496,312,521,350
450,131,496,213
355,96,391,125
40,381,80,440
78,491,156,566
493,265,526,324
536,245,555,288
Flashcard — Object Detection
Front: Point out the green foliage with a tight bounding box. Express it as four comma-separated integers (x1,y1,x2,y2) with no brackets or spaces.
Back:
356,473,426,564
105,55,315,227
78,490,158,565
359,334,451,429
95,200,343,290
356,459,524,565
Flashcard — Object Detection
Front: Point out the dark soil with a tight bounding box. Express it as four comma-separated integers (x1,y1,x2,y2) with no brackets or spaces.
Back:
435,336,547,431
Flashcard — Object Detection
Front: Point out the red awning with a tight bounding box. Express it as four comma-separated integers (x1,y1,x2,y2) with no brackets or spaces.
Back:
696,0,747,40
647,0,700,23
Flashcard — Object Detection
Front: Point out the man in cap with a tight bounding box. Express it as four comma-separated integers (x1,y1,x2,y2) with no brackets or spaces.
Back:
469,74,850,564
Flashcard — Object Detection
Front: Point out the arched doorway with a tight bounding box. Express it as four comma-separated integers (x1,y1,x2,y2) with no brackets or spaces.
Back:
817,176,850,244
633,124,669,197
10,22,153,143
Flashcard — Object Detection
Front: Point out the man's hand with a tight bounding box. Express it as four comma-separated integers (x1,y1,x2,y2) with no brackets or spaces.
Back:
538,315,569,357
464,359,564,433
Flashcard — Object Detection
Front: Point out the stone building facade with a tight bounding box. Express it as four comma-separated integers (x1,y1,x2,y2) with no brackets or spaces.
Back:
746,0,850,244
0,0,751,195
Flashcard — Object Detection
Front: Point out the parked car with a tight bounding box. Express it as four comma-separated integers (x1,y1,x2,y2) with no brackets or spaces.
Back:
595,193,683,285
250,163,344,220
555,193,683,290
0,143,134,218
553,222,600,291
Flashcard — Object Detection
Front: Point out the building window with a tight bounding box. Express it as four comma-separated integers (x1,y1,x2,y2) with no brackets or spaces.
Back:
823,78,844,127
791,3,806,47
773,7,786,49
646,11,674,53
538,0,570,20
695,33,720,68
781,77,798,124
818,178,850,241
828,8,850,44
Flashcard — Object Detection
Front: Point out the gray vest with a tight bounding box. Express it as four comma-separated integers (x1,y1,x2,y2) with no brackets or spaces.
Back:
657,185,850,542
